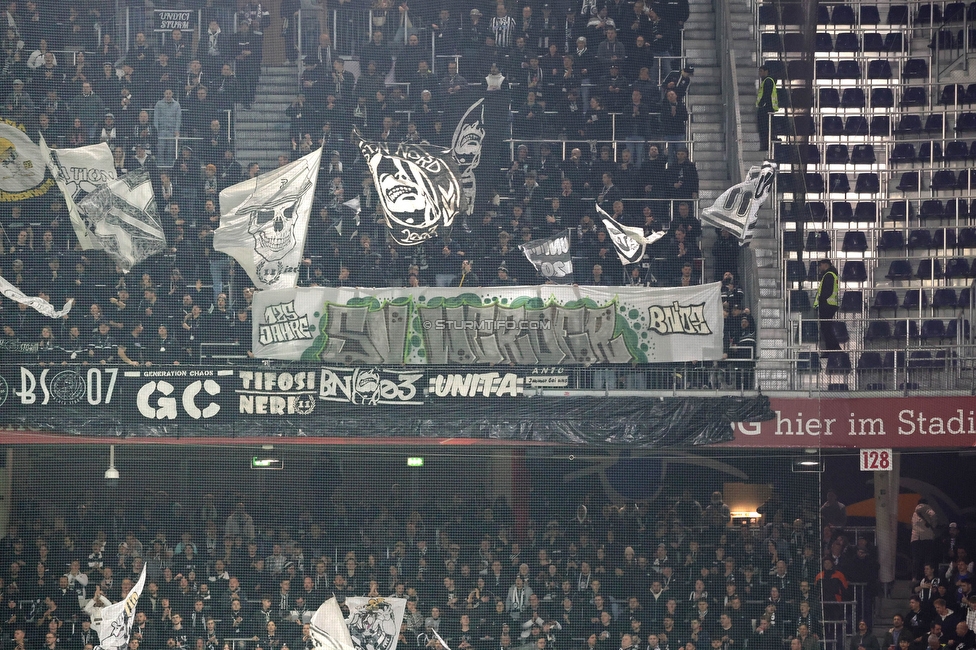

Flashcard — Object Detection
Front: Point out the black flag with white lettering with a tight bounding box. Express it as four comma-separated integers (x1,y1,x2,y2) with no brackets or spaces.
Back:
519,229,574,284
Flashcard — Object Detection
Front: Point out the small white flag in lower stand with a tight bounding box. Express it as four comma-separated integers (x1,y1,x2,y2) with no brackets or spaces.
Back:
595,203,666,266
701,160,777,245
0,275,74,318
94,566,147,650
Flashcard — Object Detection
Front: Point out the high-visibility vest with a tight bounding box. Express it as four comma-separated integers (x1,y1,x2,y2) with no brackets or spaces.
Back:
815,270,839,307
756,76,779,111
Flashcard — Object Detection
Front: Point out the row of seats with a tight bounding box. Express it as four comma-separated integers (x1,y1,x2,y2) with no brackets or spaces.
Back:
789,257,975,283
781,199,973,222
895,168,976,191
774,141,976,165
791,287,973,312
761,33,921,58
818,88,967,112
784,227,976,252
761,2,974,28
771,113,976,137
796,318,969,344
889,141,976,163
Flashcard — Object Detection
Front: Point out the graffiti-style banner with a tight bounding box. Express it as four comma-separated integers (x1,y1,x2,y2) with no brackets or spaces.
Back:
252,284,725,365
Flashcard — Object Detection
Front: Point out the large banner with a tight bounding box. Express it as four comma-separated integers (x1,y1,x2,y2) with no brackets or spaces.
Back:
701,161,776,245
251,284,725,364
40,137,117,250
0,363,772,444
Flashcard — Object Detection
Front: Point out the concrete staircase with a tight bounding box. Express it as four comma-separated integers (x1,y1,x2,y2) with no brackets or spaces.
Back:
683,0,725,202
235,65,298,172
726,0,792,389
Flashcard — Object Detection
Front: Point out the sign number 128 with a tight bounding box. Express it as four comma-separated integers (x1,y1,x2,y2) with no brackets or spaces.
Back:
860,448,893,471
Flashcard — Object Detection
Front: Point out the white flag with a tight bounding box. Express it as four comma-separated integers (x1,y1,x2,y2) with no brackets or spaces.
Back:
214,147,322,289
310,598,356,650
94,566,147,650
345,597,407,650
76,170,167,273
451,98,485,218
39,136,117,250
595,203,665,266
701,161,777,245
0,274,74,318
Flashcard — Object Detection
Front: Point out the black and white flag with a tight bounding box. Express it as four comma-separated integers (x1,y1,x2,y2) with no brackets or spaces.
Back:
214,147,322,289
701,161,777,245
355,129,463,247
520,229,574,284
346,597,407,650
39,136,117,250
451,99,485,220
76,169,167,273
595,203,665,265
309,598,355,650
94,566,146,650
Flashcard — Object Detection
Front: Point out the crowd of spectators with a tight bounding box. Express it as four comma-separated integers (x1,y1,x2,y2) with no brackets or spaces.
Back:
0,0,752,366
0,486,883,650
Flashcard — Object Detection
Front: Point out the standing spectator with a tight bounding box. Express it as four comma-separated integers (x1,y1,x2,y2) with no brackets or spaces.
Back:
912,500,939,582
226,503,255,541
491,4,517,49
234,21,262,109
659,89,688,161
203,20,227,78
69,81,106,141
820,491,848,529
756,65,778,150
813,258,840,350
154,89,182,167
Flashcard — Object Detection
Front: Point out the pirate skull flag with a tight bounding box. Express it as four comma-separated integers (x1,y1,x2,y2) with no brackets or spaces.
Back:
451,98,485,219
76,169,167,273
214,147,323,289
354,128,463,247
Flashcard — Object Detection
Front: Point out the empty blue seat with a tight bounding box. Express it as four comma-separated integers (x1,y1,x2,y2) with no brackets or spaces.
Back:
878,231,906,250
887,6,909,25
945,199,968,219
901,87,927,106
780,3,805,23
896,172,920,191
851,144,877,163
903,289,930,310
861,5,881,23
787,260,807,283
932,170,958,191
758,4,779,24
832,202,854,221
790,290,811,312
871,115,892,136
941,84,968,105
945,258,970,279
842,231,868,252
958,227,976,247
854,202,878,221
835,33,860,51
893,319,920,339
920,200,944,220
806,231,831,251
934,228,957,248
890,143,916,163
816,60,836,79
865,320,893,340
955,113,976,131
823,116,845,136
867,59,892,78
871,87,895,108
840,87,865,107
916,259,944,279
841,291,863,312
820,88,840,108
886,260,914,280
903,58,929,79
873,290,900,314
908,229,934,249
826,352,852,372
829,173,851,193
933,288,960,308
863,32,884,50
924,114,944,133
855,174,880,193
761,33,783,52
837,60,861,78
920,319,947,340
918,141,943,162
826,144,850,163
896,115,923,134
845,116,869,135
832,4,856,24
944,140,969,160
815,32,833,51
888,201,914,220
842,260,867,282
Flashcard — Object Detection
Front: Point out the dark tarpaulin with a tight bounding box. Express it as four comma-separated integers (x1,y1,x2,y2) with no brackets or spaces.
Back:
5,396,773,446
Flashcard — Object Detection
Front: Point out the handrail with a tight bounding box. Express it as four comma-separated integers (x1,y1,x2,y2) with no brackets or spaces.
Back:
715,0,745,183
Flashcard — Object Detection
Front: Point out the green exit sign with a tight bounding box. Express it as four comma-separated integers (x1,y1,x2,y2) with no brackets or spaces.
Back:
251,457,283,470
407,457,424,467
